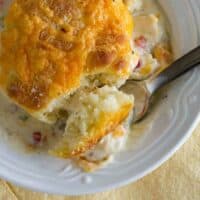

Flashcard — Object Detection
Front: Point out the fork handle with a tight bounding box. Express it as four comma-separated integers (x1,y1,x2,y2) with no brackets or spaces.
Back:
149,46,200,93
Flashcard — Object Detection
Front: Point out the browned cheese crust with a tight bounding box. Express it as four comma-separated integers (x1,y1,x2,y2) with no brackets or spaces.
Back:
0,0,133,114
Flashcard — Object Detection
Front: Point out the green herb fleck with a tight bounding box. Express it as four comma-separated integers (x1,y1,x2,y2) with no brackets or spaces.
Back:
19,115,29,121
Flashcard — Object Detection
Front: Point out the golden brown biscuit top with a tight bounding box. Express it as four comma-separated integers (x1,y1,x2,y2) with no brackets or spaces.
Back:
0,0,133,111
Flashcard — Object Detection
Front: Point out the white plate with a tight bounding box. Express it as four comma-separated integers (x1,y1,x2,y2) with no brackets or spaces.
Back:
0,0,199,195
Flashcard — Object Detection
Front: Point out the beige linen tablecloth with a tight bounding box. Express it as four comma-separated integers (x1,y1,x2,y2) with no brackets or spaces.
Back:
0,123,199,200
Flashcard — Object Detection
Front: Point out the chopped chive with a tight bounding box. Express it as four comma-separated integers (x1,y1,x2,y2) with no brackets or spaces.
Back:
19,115,29,121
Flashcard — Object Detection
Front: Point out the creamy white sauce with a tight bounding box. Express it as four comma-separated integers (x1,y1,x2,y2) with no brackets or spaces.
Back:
0,93,63,153
84,133,127,161
0,0,171,168
131,0,171,80
134,0,170,34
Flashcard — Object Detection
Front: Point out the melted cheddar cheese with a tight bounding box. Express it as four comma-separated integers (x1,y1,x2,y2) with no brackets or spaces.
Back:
0,0,134,119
